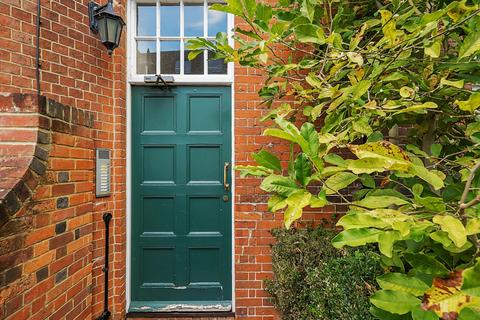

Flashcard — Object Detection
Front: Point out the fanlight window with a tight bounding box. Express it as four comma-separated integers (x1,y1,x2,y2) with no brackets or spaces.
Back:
134,0,229,76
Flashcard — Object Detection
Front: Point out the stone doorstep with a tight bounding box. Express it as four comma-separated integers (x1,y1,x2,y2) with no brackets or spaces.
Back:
125,312,235,319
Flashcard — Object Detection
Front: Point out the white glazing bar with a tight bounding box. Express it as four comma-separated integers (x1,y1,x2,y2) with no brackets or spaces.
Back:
203,0,208,74
133,1,138,75
156,0,161,75
180,0,185,75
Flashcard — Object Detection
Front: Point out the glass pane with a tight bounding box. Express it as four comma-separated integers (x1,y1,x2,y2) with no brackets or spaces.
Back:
161,41,180,74
137,4,156,36
137,41,157,74
208,3,227,37
184,1,204,37
208,50,227,74
185,46,204,75
160,2,180,36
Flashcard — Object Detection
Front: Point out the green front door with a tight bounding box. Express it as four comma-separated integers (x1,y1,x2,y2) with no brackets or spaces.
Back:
130,86,232,311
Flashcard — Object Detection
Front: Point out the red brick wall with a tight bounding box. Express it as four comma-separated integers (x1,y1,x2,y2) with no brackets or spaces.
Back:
0,0,127,319
232,16,337,320
0,1,334,320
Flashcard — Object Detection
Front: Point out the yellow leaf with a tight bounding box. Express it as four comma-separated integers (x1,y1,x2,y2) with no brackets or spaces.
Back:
422,270,480,319
400,86,415,98
347,52,364,66
433,215,467,247
380,10,397,45
425,39,442,58
455,93,480,113
348,141,411,171
440,78,465,89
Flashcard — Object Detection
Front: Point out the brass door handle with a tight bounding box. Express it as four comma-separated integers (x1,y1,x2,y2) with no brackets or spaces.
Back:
223,162,230,191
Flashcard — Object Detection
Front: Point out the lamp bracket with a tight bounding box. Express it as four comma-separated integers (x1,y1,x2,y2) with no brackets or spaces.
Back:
88,1,101,33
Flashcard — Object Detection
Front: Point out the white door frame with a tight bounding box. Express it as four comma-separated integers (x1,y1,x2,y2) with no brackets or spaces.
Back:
125,0,236,312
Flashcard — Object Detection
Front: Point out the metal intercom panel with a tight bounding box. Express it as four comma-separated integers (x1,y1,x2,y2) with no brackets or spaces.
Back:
96,148,111,197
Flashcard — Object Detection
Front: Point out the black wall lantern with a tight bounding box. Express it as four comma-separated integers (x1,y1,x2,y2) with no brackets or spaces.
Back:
89,0,125,55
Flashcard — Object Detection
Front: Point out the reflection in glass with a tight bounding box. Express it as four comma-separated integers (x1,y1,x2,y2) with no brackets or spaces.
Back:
208,4,227,37
161,41,180,74
137,41,157,74
208,50,227,74
160,2,180,36
137,4,156,36
184,2,204,37
185,46,204,74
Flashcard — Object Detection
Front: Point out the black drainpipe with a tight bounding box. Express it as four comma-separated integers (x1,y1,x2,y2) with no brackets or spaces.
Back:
35,0,41,98
96,213,112,320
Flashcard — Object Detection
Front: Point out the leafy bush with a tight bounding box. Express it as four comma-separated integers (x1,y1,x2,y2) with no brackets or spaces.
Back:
265,227,382,320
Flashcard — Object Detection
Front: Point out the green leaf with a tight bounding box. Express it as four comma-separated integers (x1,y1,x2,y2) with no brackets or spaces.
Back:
378,231,401,258
263,128,297,142
352,79,372,100
459,31,480,58
310,191,327,208
409,165,444,190
462,260,480,293
433,215,468,248
284,190,311,229
324,153,347,167
353,196,409,209
377,273,430,296
370,290,420,315
274,117,310,153
210,0,243,16
255,3,272,22
370,306,412,320
429,230,453,247
411,307,439,320
459,308,480,320
360,173,376,188
252,150,282,172
268,195,287,212
300,0,314,22
347,158,391,174
294,153,312,186
466,122,480,137
243,0,257,19
235,165,273,177
332,228,382,248
404,253,450,277
337,212,390,230
188,50,204,60
294,24,325,45
455,93,480,113
430,144,442,157
323,172,358,195
260,175,299,197
300,122,319,158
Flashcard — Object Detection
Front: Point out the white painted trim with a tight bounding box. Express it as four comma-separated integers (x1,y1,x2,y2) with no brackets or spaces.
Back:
126,1,236,311
230,73,235,312
126,0,133,312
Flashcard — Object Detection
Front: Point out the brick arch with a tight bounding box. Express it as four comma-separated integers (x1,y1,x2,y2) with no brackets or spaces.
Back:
0,93,49,231
0,93,94,314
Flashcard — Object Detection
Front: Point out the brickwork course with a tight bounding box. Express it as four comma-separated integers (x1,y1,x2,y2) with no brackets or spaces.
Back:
0,1,336,319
